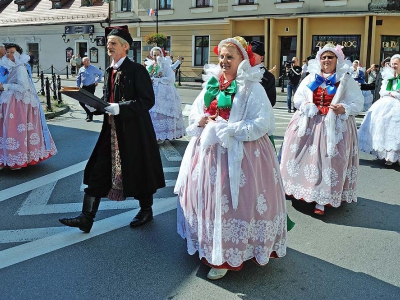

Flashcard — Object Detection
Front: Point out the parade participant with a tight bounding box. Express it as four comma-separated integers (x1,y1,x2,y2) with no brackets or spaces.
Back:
279,43,363,215
175,36,287,280
0,44,8,84
358,54,400,166
350,60,373,111
59,27,165,232
0,43,57,170
250,40,276,106
76,57,103,122
146,47,185,143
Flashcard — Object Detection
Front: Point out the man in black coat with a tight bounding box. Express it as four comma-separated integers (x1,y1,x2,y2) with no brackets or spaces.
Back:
59,27,165,233
250,41,276,106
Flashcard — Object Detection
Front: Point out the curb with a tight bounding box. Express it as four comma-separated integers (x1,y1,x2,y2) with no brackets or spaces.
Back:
44,105,70,120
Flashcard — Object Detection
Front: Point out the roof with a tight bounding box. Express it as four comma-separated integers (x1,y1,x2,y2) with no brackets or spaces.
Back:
0,0,109,27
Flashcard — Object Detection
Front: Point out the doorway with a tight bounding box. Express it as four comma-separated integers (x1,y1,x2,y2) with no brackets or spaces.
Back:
77,42,88,59
279,36,297,89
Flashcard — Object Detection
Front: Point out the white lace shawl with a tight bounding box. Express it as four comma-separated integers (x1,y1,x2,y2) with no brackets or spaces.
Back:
174,60,275,210
379,67,400,99
146,56,175,86
293,61,363,157
0,53,37,106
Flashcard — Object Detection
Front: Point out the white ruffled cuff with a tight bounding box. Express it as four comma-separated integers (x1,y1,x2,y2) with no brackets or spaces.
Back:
299,102,318,117
340,103,350,120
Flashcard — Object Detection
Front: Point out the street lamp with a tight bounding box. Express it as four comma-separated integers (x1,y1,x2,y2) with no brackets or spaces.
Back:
61,34,69,43
88,33,96,43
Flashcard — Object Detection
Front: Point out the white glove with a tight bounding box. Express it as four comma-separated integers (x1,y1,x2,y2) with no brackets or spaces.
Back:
85,104,96,112
105,103,120,115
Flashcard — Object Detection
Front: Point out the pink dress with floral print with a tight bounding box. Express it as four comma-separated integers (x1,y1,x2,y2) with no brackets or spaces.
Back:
176,85,287,269
280,87,359,207
0,63,57,168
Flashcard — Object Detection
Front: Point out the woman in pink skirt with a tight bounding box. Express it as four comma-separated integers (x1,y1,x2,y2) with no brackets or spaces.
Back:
174,36,287,280
0,43,57,170
280,43,363,215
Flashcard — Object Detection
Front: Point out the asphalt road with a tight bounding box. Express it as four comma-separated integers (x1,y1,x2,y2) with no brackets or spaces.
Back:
0,82,399,300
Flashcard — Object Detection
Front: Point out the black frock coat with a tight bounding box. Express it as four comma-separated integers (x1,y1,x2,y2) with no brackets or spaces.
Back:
83,57,165,198
260,67,277,107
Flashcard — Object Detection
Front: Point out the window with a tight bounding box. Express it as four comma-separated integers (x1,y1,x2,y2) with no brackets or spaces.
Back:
239,0,254,4
159,0,171,9
128,41,142,63
121,0,131,11
280,0,299,2
27,43,39,66
196,0,210,7
194,36,209,66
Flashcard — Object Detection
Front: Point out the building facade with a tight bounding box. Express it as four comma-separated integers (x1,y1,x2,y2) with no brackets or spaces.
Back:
110,0,400,79
0,0,398,78
0,0,109,73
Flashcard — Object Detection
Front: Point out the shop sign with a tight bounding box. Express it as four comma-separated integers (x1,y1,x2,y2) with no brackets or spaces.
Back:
312,35,361,50
315,40,358,48
65,25,94,35
382,41,399,49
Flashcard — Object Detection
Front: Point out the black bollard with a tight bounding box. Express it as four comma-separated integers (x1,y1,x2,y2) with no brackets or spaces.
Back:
52,74,57,100
66,65,69,79
178,69,182,86
40,71,45,96
45,77,52,111
57,75,62,104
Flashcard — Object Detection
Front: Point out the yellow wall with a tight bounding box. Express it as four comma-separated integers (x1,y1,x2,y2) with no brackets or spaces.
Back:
134,15,397,80
233,20,265,36
373,16,400,64
305,17,366,63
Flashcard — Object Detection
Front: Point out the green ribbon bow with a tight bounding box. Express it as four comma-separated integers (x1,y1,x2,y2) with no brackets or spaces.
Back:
386,74,400,91
148,64,159,76
204,76,237,109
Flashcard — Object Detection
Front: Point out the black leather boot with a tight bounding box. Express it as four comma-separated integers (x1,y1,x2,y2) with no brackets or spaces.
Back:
59,195,101,233
129,208,153,228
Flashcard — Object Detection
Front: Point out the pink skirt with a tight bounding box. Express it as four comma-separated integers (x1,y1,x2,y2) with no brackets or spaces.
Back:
280,113,358,207
0,95,57,168
177,135,287,268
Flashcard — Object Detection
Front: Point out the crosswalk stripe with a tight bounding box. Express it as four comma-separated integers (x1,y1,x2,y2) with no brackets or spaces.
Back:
0,197,177,270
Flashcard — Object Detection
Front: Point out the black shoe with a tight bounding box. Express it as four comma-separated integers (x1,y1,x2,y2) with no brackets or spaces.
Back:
59,215,93,233
130,208,153,228
288,109,292,113
86,117,93,122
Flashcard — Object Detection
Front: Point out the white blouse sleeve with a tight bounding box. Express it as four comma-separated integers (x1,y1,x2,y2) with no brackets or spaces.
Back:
224,83,274,142
341,76,364,116
3,65,31,93
186,89,207,137
294,74,312,109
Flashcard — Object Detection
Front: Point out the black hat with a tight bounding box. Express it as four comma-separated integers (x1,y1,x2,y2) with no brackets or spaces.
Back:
107,26,133,46
250,40,265,56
